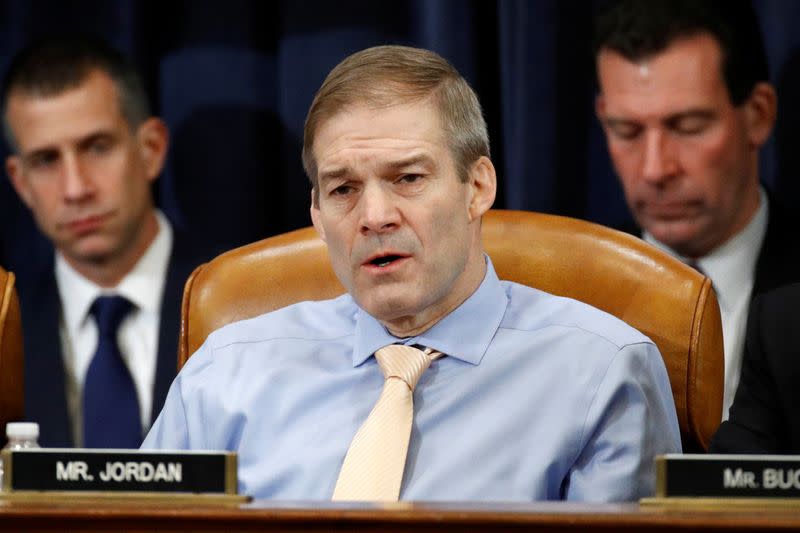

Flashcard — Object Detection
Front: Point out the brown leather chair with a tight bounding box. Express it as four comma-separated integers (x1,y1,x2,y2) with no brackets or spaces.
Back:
178,209,723,451
0,266,24,431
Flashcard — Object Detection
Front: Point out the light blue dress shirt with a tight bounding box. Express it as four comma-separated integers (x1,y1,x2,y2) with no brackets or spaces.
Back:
143,259,681,501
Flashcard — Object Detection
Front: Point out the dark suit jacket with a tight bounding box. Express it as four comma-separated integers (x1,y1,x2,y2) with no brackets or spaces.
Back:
15,231,217,447
748,193,796,298
710,283,800,453
624,192,798,449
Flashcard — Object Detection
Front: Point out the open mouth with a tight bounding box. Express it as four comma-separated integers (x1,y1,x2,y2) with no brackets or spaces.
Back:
368,254,404,268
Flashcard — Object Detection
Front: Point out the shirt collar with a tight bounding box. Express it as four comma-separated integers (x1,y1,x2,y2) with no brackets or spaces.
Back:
56,210,173,332
643,187,768,310
352,256,508,367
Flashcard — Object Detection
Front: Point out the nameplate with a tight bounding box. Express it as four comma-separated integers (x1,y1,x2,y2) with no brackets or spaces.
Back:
657,453,800,498
2,449,237,494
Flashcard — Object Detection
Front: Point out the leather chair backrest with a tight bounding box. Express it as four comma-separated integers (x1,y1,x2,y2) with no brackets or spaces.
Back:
178,209,723,451
0,267,24,431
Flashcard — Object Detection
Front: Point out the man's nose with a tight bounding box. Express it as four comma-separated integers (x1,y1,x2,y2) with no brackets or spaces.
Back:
62,153,95,202
359,184,400,234
641,131,678,185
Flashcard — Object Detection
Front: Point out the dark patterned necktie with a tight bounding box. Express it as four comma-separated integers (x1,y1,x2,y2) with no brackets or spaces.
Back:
82,295,142,448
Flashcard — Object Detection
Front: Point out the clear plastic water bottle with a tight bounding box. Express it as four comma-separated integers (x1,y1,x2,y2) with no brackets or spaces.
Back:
0,422,40,489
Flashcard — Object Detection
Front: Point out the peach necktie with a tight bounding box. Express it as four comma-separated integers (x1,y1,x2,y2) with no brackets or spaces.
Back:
332,344,441,501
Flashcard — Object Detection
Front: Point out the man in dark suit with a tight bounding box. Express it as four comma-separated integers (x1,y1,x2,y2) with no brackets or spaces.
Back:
593,0,798,421
2,36,215,447
711,283,800,453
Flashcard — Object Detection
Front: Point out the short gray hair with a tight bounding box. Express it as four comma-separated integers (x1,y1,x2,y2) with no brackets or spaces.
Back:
302,45,489,202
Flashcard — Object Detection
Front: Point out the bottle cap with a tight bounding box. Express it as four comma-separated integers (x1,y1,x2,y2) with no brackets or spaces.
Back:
6,422,39,440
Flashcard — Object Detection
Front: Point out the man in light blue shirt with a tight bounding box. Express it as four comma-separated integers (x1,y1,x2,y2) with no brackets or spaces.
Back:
143,45,681,501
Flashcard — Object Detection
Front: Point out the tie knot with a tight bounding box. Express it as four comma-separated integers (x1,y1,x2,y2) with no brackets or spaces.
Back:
374,345,440,390
90,295,134,338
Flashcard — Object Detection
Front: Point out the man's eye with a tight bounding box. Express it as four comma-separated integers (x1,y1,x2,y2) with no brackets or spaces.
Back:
88,139,112,154
608,122,641,140
330,185,354,196
398,174,422,184
28,153,58,169
674,117,710,135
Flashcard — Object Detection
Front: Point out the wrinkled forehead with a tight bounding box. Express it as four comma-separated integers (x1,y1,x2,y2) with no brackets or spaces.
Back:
314,99,446,157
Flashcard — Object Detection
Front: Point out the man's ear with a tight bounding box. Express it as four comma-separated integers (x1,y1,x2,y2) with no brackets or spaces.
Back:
310,189,326,242
595,93,606,122
6,156,34,208
466,156,496,221
743,82,777,148
137,117,169,182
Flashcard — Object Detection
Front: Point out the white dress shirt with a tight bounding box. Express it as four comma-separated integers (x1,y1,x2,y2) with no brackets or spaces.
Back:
645,188,768,420
56,211,173,446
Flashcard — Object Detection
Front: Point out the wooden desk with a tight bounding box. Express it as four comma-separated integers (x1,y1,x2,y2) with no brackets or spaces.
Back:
0,499,799,531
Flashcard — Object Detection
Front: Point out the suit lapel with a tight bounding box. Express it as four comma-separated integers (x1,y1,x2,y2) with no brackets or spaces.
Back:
752,195,798,296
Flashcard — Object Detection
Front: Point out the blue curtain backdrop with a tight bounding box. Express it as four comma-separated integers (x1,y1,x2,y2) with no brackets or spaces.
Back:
1,0,798,269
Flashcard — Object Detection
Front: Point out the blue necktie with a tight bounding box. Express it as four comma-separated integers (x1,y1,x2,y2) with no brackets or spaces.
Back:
82,295,142,448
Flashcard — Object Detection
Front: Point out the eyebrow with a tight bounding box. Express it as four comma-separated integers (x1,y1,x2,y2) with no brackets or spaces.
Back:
603,108,716,126
317,167,348,183
663,109,716,126
22,129,116,161
382,154,434,171
601,116,635,127
76,131,114,150
318,154,436,183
